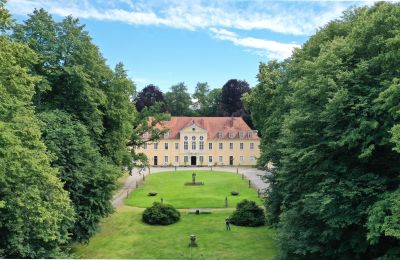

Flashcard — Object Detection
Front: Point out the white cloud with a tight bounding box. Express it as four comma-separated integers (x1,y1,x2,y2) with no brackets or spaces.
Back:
210,28,299,60
6,0,381,60
6,0,364,35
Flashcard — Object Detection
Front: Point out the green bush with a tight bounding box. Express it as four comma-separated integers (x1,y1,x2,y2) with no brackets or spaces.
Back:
142,202,180,225
230,200,265,227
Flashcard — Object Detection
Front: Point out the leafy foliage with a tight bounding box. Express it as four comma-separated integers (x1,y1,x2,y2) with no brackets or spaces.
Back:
230,200,265,227
39,110,120,243
135,84,166,112
0,35,74,258
246,2,400,258
165,82,193,116
142,202,180,225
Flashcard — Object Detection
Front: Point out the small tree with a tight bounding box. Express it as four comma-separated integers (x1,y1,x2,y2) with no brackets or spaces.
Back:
230,200,265,227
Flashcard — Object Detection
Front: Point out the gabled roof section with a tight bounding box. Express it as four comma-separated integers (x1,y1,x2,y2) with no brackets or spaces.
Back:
151,117,258,140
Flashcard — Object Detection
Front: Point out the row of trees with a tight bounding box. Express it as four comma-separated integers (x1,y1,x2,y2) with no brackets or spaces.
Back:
0,2,167,257
245,2,400,259
134,79,252,125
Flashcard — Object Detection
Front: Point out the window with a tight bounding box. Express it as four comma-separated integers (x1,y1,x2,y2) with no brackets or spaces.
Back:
165,143,168,150
143,133,148,139
184,156,188,163
175,143,179,150
209,143,213,150
164,156,168,163
200,136,204,140
164,132,169,139
239,131,244,139
192,136,196,140
248,131,253,139
219,143,223,150
250,156,255,161
192,127,195,131
229,143,233,149
240,143,244,150
154,143,158,150
199,141,204,150
199,156,204,163
219,156,223,163
184,136,188,141
192,141,196,150
208,156,213,163
250,143,254,150
218,131,223,139
240,156,244,162
229,132,234,138
184,141,188,150
143,143,147,149
175,156,179,163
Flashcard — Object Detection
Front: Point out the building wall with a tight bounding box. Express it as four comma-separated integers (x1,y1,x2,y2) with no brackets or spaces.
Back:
136,124,260,166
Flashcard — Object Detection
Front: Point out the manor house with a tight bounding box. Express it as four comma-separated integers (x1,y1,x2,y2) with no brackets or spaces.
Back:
137,117,260,166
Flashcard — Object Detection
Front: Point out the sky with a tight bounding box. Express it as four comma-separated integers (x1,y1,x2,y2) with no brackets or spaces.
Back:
6,0,391,93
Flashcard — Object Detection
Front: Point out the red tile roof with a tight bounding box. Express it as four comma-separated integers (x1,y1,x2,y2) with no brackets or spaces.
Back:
154,117,258,140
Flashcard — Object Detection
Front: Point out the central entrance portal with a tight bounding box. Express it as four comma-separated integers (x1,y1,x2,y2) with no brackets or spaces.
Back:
190,156,197,166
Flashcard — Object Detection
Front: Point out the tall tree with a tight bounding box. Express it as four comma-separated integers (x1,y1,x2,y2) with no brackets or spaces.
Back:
39,110,120,242
135,84,166,112
218,79,252,125
247,2,400,258
165,82,193,116
192,82,210,112
0,30,74,258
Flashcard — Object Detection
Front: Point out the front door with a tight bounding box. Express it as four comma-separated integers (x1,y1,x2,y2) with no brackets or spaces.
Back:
191,156,197,166
229,156,234,166
154,156,158,166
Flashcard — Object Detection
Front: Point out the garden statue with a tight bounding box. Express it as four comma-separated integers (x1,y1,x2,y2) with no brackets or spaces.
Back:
192,172,196,184
189,234,197,247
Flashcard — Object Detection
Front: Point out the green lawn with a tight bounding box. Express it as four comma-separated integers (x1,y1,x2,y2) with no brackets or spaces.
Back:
125,170,262,208
73,206,277,259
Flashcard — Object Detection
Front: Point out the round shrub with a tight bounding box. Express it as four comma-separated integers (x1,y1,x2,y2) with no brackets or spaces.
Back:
148,192,157,196
142,202,180,225
231,191,239,196
230,199,265,227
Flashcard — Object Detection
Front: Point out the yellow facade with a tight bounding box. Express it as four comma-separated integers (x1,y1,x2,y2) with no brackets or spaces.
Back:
136,123,260,166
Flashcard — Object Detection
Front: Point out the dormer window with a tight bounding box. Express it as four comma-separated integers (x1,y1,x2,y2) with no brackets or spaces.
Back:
143,133,148,139
248,131,253,139
239,131,244,139
228,132,234,139
164,131,169,139
218,131,223,139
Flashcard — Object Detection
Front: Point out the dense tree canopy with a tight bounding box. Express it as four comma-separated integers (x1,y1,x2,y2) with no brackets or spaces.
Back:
246,2,400,259
0,30,74,258
165,82,193,116
135,84,166,112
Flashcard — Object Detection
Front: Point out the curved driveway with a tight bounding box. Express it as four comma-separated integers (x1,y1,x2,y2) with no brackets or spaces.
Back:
112,166,270,208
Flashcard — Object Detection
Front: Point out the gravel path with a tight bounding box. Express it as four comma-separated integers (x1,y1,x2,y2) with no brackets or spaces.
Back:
112,166,270,208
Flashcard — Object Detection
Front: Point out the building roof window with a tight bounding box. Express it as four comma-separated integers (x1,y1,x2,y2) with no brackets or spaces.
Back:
218,131,223,139
239,131,244,139
248,131,253,139
164,131,169,139
228,132,234,139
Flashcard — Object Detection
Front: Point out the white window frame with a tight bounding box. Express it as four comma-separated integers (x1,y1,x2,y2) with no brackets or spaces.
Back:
175,143,179,149
164,156,168,163
184,156,188,163
192,141,196,150
248,131,253,139
175,156,179,163
240,156,244,162
229,143,233,150
240,143,244,150
208,156,213,163
143,143,147,149
239,131,244,139
154,143,158,150
184,141,188,150
208,142,212,150
199,156,204,163
199,141,204,150
219,143,223,150
250,143,254,150
165,143,168,150
219,156,223,163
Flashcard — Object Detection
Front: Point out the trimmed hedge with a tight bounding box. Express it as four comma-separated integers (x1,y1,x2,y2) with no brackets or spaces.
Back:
142,202,180,225
230,199,265,227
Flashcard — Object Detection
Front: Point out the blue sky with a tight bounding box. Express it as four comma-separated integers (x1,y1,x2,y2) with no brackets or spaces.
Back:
6,0,386,93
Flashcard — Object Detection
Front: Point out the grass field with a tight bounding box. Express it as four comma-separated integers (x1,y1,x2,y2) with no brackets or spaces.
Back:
73,206,277,259
124,170,262,208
